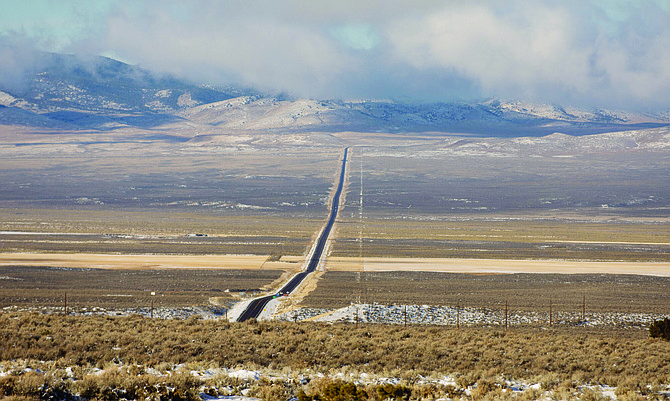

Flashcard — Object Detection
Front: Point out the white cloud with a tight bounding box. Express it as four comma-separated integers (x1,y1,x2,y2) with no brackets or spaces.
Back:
382,1,670,108
94,2,356,97
2,0,670,109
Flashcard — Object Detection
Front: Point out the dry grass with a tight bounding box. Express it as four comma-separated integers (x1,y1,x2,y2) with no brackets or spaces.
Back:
324,256,670,276
336,218,670,244
1,312,670,400
0,209,323,256
0,253,302,270
0,266,285,309
0,209,322,237
301,270,670,314
0,312,664,378
330,218,670,261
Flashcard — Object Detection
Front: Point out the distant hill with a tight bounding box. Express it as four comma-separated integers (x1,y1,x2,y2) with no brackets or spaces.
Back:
1,51,668,136
177,96,670,137
0,51,246,129
0,104,76,129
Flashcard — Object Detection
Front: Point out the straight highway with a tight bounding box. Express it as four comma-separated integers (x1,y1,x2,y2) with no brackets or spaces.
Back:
237,147,350,322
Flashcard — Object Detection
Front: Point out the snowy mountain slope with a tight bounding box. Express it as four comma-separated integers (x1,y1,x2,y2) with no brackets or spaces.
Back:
0,105,76,129
9,52,238,113
179,97,362,130
1,51,668,135
0,51,239,129
479,99,670,125
177,97,669,136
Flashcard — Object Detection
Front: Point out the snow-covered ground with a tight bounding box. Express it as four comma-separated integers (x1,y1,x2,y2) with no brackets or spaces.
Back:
1,305,227,320
201,396,259,401
3,306,670,400
273,303,667,329
4,360,664,401
5,301,667,329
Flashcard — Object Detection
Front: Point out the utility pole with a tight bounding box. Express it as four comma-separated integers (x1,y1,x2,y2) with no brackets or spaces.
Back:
356,150,364,309
549,298,553,326
505,299,508,331
360,152,365,307
457,301,460,330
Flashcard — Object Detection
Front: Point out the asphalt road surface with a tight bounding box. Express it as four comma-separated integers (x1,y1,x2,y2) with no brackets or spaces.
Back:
237,147,350,322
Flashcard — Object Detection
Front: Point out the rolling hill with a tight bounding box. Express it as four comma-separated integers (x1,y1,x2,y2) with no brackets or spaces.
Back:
0,51,668,136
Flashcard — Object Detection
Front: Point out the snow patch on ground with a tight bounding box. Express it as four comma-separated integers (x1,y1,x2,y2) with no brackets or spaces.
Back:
228,369,261,381
6,300,667,329
201,396,260,401
3,359,667,400
0,91,17,106
276,303,668,328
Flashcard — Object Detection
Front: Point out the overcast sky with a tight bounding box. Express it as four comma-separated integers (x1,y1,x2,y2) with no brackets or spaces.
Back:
1,0,670,110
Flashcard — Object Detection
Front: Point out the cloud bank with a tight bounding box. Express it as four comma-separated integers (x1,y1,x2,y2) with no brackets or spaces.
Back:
2,0,670,110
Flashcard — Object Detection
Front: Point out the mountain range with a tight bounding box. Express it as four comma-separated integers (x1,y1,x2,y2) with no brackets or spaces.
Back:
1,51,669,137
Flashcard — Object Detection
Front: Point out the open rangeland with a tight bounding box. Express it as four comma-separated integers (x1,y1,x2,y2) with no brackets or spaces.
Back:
2,313,670,401
331,217,670,261
300,269,670,315
2,210,670,320
0,209,323,256
2,138,670,399
0,264,288,311
0,252,304,271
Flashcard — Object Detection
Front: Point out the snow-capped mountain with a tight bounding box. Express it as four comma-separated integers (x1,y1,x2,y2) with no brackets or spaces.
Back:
176,96,669,136
2,52,242,113
0,51,244,129
1,51,668,136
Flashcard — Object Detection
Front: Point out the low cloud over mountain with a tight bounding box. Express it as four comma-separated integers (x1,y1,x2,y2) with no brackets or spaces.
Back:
0,51,668,136
3,1,670,110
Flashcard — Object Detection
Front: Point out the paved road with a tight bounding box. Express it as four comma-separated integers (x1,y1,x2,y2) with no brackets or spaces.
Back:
237,147,350,322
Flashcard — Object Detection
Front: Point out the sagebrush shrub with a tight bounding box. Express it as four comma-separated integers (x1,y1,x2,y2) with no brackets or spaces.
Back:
376,383,411,400
649,318,670,340
322,381,368,401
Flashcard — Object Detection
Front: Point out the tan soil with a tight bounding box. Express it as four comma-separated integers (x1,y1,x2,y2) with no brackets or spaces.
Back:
324,257,670,277
4,252,668,277
0,252,298,270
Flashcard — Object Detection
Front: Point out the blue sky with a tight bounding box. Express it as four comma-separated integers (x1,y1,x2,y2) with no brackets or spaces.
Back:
1,0,670,110
0,1,113,49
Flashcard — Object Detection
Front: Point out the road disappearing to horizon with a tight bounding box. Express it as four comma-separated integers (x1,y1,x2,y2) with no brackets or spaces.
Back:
237,147,350,322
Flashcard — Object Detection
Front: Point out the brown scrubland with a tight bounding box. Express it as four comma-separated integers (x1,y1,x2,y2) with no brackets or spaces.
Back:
1,312,670,400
